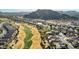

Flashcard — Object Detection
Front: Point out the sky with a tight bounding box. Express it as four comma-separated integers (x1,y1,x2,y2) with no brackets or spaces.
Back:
0,9,79,12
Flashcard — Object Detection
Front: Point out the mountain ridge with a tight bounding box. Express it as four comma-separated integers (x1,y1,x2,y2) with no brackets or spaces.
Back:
24,9,78,20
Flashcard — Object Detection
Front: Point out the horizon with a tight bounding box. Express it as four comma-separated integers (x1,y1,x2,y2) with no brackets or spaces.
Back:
0,9,79,12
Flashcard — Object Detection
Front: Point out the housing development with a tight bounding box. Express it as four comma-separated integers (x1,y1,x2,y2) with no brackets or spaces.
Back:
0,9,79,49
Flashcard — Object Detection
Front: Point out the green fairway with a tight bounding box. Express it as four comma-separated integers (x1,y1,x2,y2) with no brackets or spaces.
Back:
23,26,33,49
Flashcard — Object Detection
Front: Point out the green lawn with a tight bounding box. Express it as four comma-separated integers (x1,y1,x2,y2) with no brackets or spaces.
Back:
0,29,3,34
0,20,4,23
23,26,33,49
0,18,9,23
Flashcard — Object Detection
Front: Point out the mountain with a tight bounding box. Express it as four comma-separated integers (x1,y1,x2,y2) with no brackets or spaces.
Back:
0,12,30,16
24,9,78,20
58,11,79,19
24,9,61,19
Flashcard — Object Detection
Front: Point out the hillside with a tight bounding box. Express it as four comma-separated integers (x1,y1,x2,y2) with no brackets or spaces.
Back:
58,11,79,19
24,9,78,20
